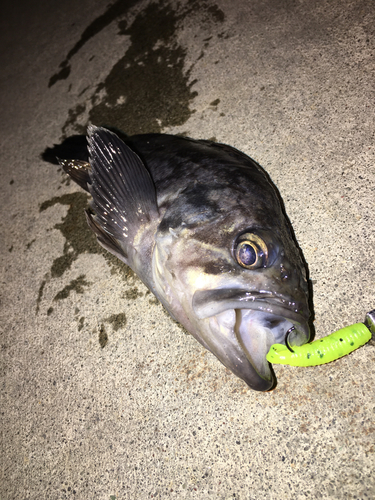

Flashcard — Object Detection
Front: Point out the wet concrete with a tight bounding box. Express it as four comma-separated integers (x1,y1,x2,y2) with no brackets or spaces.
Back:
1,0,374,498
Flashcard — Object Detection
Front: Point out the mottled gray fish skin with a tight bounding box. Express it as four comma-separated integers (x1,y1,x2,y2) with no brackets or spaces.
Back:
60,125,310,391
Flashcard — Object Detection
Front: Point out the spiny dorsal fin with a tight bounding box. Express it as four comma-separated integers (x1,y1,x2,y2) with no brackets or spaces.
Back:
85,209,129,262
86,125,158,253
58,158,91,192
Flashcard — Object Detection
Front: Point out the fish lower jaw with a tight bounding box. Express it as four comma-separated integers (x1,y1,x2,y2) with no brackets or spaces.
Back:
207,307,308,390
235,309,294,378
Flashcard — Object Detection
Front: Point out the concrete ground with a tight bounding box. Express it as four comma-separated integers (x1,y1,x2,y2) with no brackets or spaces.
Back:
1,0,374,498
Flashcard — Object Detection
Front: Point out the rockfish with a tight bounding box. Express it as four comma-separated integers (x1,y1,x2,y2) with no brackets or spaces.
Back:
59,125,310,391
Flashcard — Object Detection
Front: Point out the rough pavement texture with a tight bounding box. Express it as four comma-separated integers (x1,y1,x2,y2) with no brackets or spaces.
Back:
1,0,374,498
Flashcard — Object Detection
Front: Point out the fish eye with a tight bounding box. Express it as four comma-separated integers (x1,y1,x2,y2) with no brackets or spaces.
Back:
234,233,268,269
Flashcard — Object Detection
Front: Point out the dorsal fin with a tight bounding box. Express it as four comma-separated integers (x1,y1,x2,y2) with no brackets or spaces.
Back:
85,125,159,263
58,158,91,192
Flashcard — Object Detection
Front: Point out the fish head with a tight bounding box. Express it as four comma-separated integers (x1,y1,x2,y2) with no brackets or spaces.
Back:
153,189,310,392
57,126,309,392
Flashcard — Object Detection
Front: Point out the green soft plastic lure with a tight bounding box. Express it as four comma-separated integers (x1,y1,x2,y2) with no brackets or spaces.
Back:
267,310,375,367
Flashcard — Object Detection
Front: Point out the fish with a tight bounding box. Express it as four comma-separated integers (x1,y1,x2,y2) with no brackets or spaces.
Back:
58,125,310,391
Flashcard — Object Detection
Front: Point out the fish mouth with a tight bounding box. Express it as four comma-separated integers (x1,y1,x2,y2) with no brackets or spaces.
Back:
192,289,310,391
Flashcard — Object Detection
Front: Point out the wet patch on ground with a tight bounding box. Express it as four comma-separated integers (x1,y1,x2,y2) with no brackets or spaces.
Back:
105,312,127,332
48,0,142,88
36,192,136,314
77,316,85,331
122,287,144,300
53,275,91,301
39,192,132,277
49,1,225,137
36,280,47,314
98,314,128,347
86,2,198,135
40,192,98,278
98,324,108,348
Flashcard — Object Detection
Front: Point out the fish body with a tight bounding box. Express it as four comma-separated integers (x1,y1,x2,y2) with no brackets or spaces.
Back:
60,126,310,391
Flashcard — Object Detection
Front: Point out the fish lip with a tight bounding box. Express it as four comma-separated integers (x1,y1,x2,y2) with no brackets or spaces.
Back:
193,288,310,391
192,288,309,326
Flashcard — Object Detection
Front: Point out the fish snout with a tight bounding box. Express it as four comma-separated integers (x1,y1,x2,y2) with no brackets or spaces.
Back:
192,288,311,391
